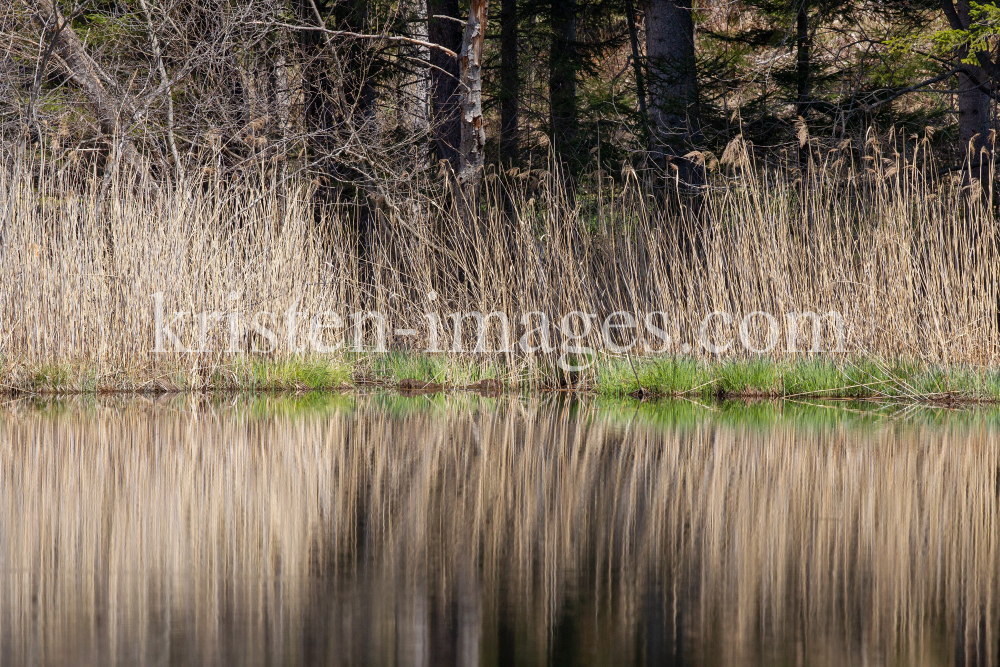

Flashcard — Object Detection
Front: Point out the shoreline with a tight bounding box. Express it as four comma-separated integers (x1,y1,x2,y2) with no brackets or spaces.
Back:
4,354,999,405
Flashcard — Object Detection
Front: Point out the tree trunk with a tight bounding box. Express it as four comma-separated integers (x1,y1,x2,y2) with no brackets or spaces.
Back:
297,0,338,161
958,72,991,167
402,0,431,168
336,1,376,118
457,0,488,190
941,0,997,179
957,1,993,177
499,0,519,166
624,0,650,146
643,0,702,185
137,0,181,174
297,0,377,300
796,0,810,116
297,0,375,179
28,0,150,179
549,0,578,162
271,52,292,139
428,0,463,171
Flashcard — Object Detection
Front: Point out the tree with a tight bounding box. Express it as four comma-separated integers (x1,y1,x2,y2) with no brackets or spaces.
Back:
624,0,650,145
796,0,810,116
499,0,519,166
428,0,463,170
294,0,382,297
644,0,702,185
401,0,431,166
457,0,489,204
937,0,999,177
26,0,151,179
296,0,339,182
549,0,578,163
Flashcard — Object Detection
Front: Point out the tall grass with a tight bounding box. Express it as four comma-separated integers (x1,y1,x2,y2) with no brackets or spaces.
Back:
0,395,996,664
1,133,997,392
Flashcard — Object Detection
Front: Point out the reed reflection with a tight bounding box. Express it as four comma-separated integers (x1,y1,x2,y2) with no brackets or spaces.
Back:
0,395,995,666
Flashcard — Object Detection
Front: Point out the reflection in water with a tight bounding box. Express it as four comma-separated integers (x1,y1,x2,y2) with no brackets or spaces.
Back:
0,394,997,666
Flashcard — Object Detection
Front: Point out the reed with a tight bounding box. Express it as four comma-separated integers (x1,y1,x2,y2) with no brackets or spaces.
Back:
1,133,996,396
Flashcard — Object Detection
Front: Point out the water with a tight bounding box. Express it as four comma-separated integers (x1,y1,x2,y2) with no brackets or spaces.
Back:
0,393,997,666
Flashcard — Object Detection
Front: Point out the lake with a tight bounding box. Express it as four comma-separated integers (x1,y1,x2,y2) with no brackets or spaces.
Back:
0,393,996,666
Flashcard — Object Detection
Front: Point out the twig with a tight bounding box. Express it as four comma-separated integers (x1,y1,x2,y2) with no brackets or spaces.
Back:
137,0,181,175
431,14,466,25
854,67,961,115
256,21,458,58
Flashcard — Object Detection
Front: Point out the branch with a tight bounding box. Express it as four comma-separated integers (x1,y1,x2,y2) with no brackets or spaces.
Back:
939,0,964,31
838,36,1000,107
430,14,466,25
26,0,154,179
137,0,181,175
256,21,458,58
858,66,963,113
26,6,64,125
936,0,999,79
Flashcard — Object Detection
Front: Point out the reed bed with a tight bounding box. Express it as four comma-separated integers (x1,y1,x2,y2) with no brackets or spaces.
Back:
0,394,996,665
1,134,997,396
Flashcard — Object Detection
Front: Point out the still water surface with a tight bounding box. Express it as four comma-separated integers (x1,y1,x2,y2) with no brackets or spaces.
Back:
0,394,997,666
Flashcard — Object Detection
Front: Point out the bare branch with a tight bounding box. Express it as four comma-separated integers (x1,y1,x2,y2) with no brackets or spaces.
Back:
137,0,181,175
26,0,154,178
859,67,963,113
431,15,466,25
256,21,458,58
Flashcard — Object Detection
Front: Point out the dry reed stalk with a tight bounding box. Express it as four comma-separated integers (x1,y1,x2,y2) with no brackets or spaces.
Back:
0,136,996,391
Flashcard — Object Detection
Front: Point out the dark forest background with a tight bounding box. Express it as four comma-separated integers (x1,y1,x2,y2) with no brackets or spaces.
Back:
2,0,998,200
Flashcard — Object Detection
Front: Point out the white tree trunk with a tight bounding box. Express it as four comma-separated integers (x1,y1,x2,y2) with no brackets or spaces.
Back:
457,0,488,187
